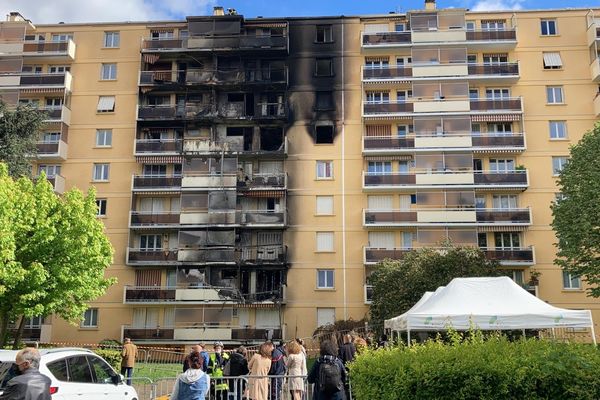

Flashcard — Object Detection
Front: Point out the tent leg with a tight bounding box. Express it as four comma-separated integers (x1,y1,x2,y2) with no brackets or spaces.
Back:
589,311,597,345
407,330,411,347
551,327,556,340
522,328,526,338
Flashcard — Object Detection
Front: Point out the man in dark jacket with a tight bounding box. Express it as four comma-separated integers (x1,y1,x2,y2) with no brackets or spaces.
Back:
308,340,346,400
226,346,249,399
0,347,51,400
338,334,356,365
268,341,286,400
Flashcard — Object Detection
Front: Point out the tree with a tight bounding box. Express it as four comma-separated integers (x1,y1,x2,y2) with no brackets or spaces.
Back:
0,164,115,347
552,123,600,297
0,100,46,177
368,245,502,332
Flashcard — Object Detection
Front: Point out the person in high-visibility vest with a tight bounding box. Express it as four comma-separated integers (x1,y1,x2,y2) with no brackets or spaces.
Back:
207,341,230,400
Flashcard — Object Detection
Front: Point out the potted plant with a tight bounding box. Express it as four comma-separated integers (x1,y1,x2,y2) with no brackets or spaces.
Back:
528,269,541,286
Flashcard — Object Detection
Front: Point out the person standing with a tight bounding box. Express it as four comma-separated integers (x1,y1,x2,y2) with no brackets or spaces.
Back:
171,351,210,400
247,342,272,400
183,344,202,372
121,338,138,386
199,343,209,372
0,348,51,400
226,346,249,399
207,341,229,400
268,341,286,400
286,340,307,400
308,340,346,400
338,334,356,400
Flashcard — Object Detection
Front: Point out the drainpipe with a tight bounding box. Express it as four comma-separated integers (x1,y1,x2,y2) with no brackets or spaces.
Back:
341,19,348,320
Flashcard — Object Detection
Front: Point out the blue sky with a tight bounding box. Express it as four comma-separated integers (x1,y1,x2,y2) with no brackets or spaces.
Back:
1,0,598,24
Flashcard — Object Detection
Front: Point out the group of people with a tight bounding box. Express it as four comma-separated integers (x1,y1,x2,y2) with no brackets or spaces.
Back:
171,334,360,400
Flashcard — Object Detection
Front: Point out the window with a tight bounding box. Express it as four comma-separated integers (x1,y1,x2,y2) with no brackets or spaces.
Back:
541,19,557,36
316,308,335,327
510,270,525,285
151,31,174,39
492,194,517,209
546,86,564,104
396,56,411,65
96,199,107,216
552,156,568,175
368,161,392,174
38,164,61,177
315,91,334,110
140,234,162,250
51,33,73,42
317,269,334,289
494,232,520,248
316,25,333,43
48,65,70,73
466,21,476,31
315,125,334,144
88,356,117,384
316,196,334,215
394,23,406,32
101,63,117,80
46,97,63,108
22,65,43,74
41,132,61,143
489,159,515,172
483,54,508,64
97,96,115,112
475,195,486,209
562,271,581,289
104,31,120,48
365,58,389,68
316,232,334,252
486,88,510,99
67,356,94,382
398,160,410,173
47,359,69,381
315,58,333,76
143,164,167,176
396,90,412,101
467,54,477,63
366,91,389,103
488,123,512,133
81,309,98,328
543,52,562,69
227,93,244,102
95,129,112,147
469,89,479,100
316,161,333,179
93,163,110,181
549,121,567,139
481,20,505,30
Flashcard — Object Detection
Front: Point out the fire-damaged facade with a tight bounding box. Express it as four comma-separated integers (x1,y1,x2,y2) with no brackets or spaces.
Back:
126,11,289,344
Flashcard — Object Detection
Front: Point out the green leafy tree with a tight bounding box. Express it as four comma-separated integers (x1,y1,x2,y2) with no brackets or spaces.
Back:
368,245,502,332
0,100,46,177
552,123,600,297
0,164,115,347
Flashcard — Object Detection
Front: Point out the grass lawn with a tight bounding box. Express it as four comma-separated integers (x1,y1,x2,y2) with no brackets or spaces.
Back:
135,363,181,381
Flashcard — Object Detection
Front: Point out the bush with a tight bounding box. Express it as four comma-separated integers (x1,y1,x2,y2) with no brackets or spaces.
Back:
349,335,600,400
94,349,121,372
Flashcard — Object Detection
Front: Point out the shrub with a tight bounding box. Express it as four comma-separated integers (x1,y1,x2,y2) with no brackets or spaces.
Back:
94,349,122,372
349,336,600,400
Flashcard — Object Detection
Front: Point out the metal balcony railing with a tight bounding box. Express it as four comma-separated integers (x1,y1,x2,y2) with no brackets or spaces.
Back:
141,34,288,52
237,173,287,190
132,174,182,191
140,68,288,86
134,139,182,154
465,29,517,41
137,104,216,120
362,65,413,80
122,326,283,341
363,208,531,225
470,97,522,112
363,101,414,115
363,246,535,265
123,285,284,304
362,133,525,152
129,211,180,227
361,31,412,46
467,62,519,76
363,170,528,188
22,39,75,55
177,245,287,264
126,248,179,264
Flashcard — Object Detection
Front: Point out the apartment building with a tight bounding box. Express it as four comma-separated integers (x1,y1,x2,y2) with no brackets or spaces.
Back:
0,2,599,345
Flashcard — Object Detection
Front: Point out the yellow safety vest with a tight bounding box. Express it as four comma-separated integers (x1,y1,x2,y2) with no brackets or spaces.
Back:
209,353,230,391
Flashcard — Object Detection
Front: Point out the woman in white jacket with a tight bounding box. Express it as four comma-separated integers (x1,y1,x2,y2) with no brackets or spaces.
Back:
285,340,307,400
171,351,210,400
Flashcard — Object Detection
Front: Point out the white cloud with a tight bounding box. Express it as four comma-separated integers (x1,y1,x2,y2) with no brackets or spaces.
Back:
0,0,217,24
471,0,524,11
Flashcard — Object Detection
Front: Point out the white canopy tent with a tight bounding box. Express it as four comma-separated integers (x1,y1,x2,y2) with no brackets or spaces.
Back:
384,277,596,344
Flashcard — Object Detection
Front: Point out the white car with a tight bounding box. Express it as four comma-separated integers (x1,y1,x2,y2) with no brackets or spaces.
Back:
0,348,138,400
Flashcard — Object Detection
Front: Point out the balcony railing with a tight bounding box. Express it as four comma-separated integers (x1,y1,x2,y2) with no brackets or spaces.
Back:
140,68,288,86
467,63,519,77
22,39,76,59
364,246,535,265
137,104,216,120
39,106,71,125
124,285,284,304
363,101,414,115
362,65,413,80
183,137,287,156
177,245,287,264
122,326,282,342
179,210,286,227
124,286,176,302
237,244,288,264
130,211,180,227
36,139,68,160
470,98,522,112
363,170,528,189
363,208,531,226
20,71,71,87
42,174,65,194
126,248,179,264
362,133,525,153
237,173,287,190
361,31,412,46
134,139,182,154
361,62,518,81
141,34,288,52
255,102,287,119
465,29,517,42
132,174,182,191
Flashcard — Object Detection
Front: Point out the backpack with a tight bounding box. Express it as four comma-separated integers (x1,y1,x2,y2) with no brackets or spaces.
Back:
318,357,343,394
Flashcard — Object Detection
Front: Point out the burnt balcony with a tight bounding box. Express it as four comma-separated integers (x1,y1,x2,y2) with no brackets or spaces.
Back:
122,327,174,341
22,39,76,60
237,173,287,190
129,211,181,228
363,170,528,190
134,139,182,155
363,101,414,116
141,33,288,52
124,286,176,303
237,244,288,265
363,246,534,266
141,68,288,86
254,102,288,120
361,31,412,47
470,98,522,112
183,137,287,156
36,139,68,160
177,245,287,265
126,248,179,265
362,133,525,154
132,174,182,192
363,208,531,227
179,210,286,228
231,328,282,341
177,246,236,264
137,104,216,121
362,65,413,81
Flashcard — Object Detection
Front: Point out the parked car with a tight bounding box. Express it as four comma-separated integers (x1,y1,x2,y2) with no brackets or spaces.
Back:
0,348,138,400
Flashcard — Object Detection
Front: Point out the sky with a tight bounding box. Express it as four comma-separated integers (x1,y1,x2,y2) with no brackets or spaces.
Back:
1,0,598,24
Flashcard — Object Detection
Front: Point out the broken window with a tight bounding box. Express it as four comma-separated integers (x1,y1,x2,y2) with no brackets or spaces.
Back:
315,125,334,144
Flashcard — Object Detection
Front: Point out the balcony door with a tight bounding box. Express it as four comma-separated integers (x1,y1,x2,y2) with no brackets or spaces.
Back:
140,197,165,212
135,269,161,287
132,308,159,328
494,232,520,249
257,231,282,260
368,232,395,249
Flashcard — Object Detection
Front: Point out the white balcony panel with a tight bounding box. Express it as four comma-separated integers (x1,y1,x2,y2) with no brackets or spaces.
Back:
0,75,20,87
412,64,468,78
181,175,236,188
67,39,76,59
417,210,477,223
591,58,600,82
174,328,232,341
180,211,236,225
415,172,473,185
175,288,221,301
412,30,466,43
0,43,23,55
414,136,472,148
413,100,470,113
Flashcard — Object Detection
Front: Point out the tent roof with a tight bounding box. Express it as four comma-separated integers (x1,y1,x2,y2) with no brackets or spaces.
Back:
385,277,594,332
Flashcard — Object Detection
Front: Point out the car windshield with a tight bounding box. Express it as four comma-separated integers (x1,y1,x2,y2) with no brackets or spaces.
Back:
0,362,18,390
